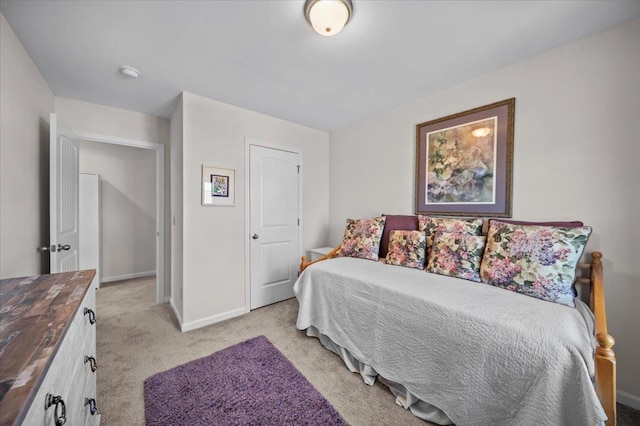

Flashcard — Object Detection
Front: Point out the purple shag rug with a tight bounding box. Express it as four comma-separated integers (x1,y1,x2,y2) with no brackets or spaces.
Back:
144,336,346,425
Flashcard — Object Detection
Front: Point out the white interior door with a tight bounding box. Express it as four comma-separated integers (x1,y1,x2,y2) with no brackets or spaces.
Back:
249,145,299,309
50,113,80,273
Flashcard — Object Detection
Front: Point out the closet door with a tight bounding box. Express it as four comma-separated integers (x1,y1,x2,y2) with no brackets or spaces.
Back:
249,144,299,309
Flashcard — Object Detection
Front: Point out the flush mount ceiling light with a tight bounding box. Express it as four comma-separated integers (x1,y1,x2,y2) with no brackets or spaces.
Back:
304,0,353,37
119,65,141,79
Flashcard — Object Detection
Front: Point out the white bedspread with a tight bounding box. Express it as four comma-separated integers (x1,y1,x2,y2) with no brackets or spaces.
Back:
294,257,606,426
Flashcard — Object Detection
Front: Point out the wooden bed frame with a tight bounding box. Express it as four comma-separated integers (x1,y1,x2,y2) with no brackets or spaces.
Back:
300,250,617,425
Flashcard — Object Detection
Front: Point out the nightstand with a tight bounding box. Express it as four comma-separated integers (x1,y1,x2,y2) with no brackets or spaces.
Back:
309,246,334,261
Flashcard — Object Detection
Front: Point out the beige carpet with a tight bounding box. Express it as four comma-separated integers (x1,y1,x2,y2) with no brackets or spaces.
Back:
96,277,640,426
96,277,428,425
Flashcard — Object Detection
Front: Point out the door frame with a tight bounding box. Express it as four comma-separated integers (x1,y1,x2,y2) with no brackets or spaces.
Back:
73,130,166,304
244,138,302,311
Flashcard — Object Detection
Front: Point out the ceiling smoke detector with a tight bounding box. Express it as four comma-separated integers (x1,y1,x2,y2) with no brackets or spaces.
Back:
119,65,141,79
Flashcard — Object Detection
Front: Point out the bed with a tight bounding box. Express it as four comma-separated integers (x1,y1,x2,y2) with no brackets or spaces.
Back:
294,218,616,426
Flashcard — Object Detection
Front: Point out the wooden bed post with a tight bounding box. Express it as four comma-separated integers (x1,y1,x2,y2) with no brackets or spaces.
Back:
300,245,341,273
300,256,309,273
591,252,617,426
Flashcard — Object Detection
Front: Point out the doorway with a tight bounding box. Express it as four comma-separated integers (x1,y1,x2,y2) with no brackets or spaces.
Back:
75,131,166,304
246,139,300,310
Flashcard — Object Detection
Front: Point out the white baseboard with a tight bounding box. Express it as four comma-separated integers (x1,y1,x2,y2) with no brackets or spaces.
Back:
618,390,640,410
169,297,183,328
181,307,248,332
102,271,156,283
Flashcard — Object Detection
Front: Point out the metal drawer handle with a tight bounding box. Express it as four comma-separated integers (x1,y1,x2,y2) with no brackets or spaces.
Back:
45,393,66,425
84,355,97,372
83,307,96,324
85,398,98,415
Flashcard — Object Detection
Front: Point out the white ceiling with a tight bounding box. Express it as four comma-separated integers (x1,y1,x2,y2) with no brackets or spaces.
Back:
2,1,639,132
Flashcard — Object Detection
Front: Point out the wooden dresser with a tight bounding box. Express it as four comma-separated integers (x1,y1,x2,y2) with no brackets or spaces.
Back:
0,270,100,426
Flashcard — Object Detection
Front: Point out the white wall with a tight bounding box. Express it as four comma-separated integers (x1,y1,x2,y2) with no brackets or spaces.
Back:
79,141,156,281
55,97,170,143
329,19,640,402
170,96,184,320
177,92,330,326
0,13,54,278
55,97,171,297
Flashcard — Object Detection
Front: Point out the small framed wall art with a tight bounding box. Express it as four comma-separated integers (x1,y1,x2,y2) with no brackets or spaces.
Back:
202,165,235,206
415,98,515,217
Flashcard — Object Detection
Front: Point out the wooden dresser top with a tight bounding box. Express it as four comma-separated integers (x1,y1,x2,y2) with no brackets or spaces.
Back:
0,270,95,426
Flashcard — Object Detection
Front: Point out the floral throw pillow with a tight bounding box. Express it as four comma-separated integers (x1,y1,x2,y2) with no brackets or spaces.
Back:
426,232,486,282
418,216,484,252
384,230,427,269
480,221,592,307
337,216,386,261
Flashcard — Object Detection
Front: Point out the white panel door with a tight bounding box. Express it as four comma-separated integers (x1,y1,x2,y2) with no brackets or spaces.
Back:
50,113,80,273
249,145,299,309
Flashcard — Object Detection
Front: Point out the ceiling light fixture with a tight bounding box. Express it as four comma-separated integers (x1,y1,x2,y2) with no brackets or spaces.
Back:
304,0,353,37
119,65,141,79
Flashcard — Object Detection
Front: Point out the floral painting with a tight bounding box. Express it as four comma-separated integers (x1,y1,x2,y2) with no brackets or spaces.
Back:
202,165,235,206
415,98,515,217
211,174,229,197
427,117,496,204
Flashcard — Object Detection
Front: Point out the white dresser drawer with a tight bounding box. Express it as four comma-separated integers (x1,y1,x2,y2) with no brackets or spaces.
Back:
20,284,99,425
80,362,100,426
